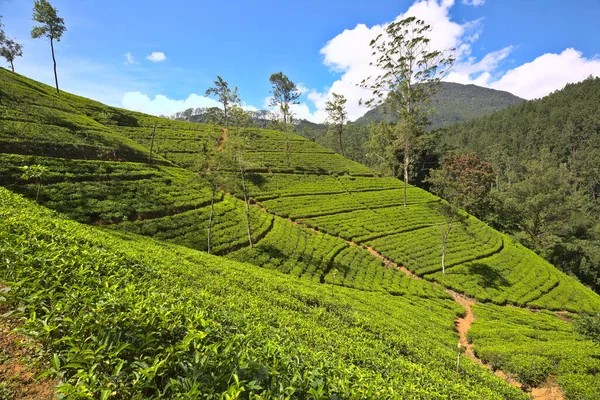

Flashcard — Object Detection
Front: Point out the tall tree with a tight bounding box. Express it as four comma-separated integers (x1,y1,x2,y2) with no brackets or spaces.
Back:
268,72,300,126
31,0,66,95
325,93,348,156
221,130,254,248
0,38,23,72
360,16,454,207
0,16,6,44
205,76,240,129
427,153,494,273
195,135,224,255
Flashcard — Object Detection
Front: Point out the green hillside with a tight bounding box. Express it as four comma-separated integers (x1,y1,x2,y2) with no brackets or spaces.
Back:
355,81,525,128
435,76,600,294
1,68,600,398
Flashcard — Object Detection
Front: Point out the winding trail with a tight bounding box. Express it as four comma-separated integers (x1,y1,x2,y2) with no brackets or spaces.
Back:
249,197,565,399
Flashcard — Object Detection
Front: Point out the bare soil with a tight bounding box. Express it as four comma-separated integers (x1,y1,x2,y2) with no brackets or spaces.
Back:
0,306,58,399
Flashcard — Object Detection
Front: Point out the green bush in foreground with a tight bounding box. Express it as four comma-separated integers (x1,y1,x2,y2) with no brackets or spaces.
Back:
0,188,526,399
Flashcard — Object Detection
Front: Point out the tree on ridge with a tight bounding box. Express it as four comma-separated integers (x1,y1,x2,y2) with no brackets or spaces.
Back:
325,93,348,157
31,0,66,95
205,76,240,129
360,16,454,207
269,72,301,126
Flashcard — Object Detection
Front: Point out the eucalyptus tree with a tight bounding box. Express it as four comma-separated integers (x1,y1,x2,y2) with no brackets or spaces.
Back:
220,129,254,248
205,76,240,129
325,93,348,156
268,72,300,126
269,72,301,168
0,38,23,72
0,17,23,72
360,16,454,207
427,153,494,273
195,136,224,255
31,0,66,95
0,17,5,44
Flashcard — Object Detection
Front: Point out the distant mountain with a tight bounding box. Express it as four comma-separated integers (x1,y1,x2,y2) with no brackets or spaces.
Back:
354,82,524,129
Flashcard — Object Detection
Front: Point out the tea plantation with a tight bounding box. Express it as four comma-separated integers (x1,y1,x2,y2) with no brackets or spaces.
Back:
2,68,600,398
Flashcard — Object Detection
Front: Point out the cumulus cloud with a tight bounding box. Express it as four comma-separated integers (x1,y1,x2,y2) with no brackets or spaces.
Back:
122,92,258,116
296,0,599,122
124,52,137,65
306,0,474,122
146,52,166,62
462,0,485,6
484,49,600,99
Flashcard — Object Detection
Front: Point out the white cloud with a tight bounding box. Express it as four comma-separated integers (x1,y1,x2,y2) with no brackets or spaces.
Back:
146,52,166,62
124,52,137,65
298,0,600,122
448,45,514,79
122,92,258,116
462,0,485,5
486,49,600,99
307,0,475,122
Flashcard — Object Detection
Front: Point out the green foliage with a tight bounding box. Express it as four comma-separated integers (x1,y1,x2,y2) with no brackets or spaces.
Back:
325,93,348,156
4,68,600,398
438,76,600,293
0,188,528,399
268,72,300,125
427,153,495,217
0,38,23,72
111,196,273,255
1,154,212,223
356,82,524,128
469,303,600,395
31,0,66,41
205,76,239,128
367,217,503,275
574,313,600,344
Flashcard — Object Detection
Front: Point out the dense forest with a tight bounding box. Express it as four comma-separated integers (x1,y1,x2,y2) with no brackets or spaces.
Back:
355,82,524,128
435,76,600,293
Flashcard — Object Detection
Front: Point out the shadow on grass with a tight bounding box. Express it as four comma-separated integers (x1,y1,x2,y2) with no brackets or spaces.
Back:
466,262,509,289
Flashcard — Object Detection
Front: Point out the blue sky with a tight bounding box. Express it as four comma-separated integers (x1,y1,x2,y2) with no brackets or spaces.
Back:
2,0,599,121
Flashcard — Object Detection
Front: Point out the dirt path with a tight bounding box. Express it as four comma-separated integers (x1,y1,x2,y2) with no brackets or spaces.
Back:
217,128,228,151
0,294,58,399
257,203,565,399
449,290,564,400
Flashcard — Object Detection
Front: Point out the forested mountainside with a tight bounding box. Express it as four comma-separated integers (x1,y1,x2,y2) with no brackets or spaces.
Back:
1,68,600,399
436,76,600,294
171,82,523,168
295,82,524,167
355,82,525,128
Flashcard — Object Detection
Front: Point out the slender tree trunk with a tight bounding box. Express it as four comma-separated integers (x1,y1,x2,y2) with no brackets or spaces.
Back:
441,216,454,274
239,160,253,248
50,37,59,95
10,60,14,72
36,182,41,202
285,136,290,168
338,126,344,157
207,183,216,254
148,124,157,164
403,153,409,208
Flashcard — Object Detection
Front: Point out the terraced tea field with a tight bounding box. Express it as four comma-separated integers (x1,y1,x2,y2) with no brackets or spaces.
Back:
2,68,600,398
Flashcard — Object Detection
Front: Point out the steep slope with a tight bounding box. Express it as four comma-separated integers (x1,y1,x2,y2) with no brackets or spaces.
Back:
1,68,600,398
435,76,600,293
355,81,524,128
2,188,529,399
